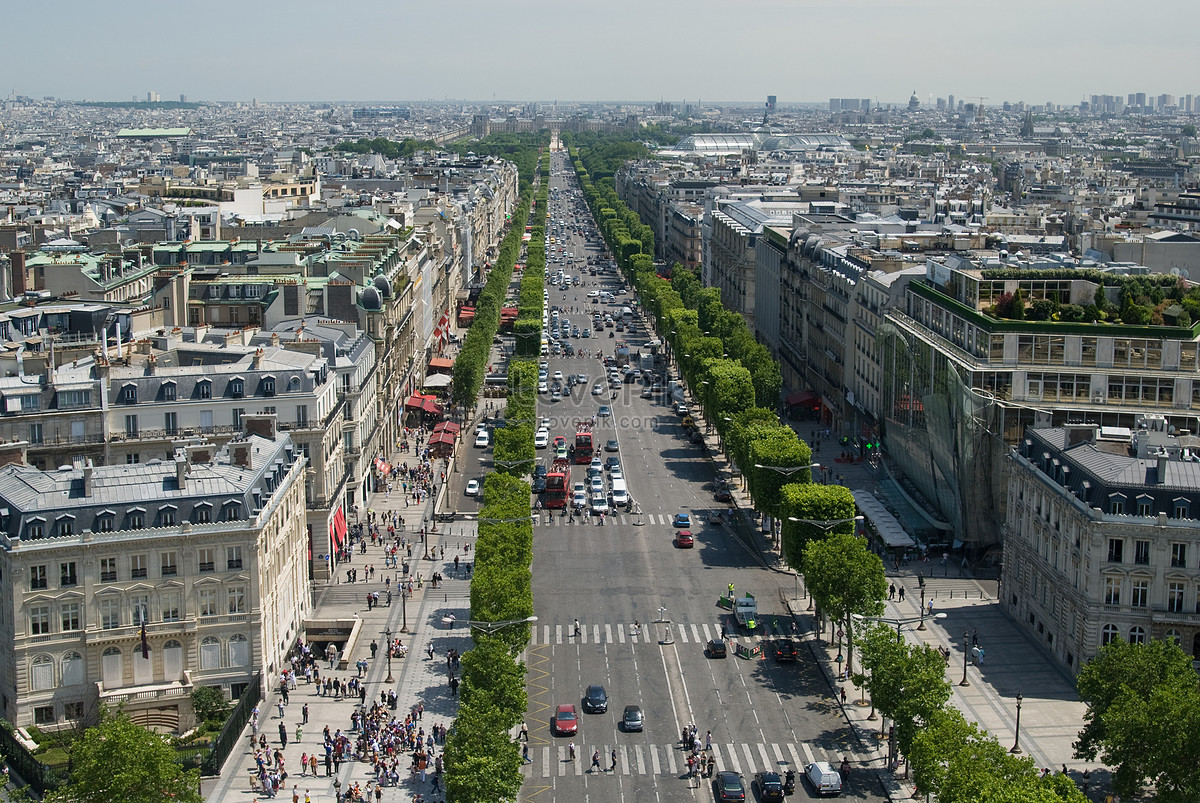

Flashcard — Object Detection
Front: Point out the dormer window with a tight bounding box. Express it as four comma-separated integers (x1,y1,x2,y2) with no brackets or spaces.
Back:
121,385,137,404
230,378,244,398
198,380,212,400
162,383,176,402
262,377,275,397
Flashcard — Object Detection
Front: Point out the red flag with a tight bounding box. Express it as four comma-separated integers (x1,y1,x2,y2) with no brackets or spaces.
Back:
139,611,150,660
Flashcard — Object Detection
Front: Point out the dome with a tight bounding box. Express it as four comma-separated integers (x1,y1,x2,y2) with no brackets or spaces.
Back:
360,286,382,311
372,274,393,298
789,228,810,249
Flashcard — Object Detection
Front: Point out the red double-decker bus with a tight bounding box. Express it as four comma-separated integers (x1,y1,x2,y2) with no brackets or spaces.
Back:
544,458,570,509
574,422,594,465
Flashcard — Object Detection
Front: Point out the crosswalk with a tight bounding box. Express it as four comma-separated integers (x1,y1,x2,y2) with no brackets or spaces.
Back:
531,619,799,647
534,513,677,526
520,740,842,779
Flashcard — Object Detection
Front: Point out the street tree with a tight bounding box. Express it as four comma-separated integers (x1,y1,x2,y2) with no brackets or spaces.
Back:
778,483,856,572
856,623,951,755
803,531,886,677
459,636,527,726
746,431,812,521
443,698,523,803
48,710,202,803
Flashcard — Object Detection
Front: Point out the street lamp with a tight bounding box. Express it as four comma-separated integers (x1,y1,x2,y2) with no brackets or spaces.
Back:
1010,693,1023,753
383,626,395,683
400,585,409,634
467,616,538,636
493,457,537,470
852,611,947,641
960,630,971,687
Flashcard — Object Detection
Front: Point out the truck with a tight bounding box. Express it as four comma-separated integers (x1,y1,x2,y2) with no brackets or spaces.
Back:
668,380,687,405
733,593,758,631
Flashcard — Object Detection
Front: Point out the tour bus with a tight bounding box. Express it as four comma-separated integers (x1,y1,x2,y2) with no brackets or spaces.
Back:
620,306,634,324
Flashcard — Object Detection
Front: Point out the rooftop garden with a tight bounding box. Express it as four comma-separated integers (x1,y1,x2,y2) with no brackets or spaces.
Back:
978,269,1196,328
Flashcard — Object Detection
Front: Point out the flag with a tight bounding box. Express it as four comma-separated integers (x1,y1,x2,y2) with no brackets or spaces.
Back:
139,610,150,660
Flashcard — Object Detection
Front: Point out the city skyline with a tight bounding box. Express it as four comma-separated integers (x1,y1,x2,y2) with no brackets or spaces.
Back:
4,0,1199,106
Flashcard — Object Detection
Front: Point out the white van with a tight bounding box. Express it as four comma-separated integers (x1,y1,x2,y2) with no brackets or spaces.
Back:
610,478,629,509
804,761,843,796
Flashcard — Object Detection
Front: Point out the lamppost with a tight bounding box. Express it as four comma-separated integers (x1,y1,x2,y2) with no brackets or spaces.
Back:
466,615,539,637
960,630,971,687
917,572,927,629
400,585,409,634
383,626,395,683
852,611,948,641
1010,692,1024,753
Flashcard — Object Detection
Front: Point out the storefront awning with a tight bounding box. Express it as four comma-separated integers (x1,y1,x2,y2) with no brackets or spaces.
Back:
428,357,454,370
786,390,819,406
330,507,348,550
423,374,452,389
852,490,916,549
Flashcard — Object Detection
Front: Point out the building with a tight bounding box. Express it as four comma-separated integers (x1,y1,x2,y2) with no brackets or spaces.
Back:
0,416,308,732
1004,420,1200,672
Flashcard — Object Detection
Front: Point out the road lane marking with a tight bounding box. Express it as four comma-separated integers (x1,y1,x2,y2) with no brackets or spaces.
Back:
787,743,803,770
617,625,625,644
677,624,688,643
650,744,661,775
542,746,551,777
711,743,725,771
558,745,566,776
634,744,645,775
802,742,815,764
619,745,630,775
592,624,600,643
605,624,613,644
757,743,771,771
555,624,562,645
690,623,701,643
741,743,756,774
664,746,677,775
771,743,785,767
724,744,741,775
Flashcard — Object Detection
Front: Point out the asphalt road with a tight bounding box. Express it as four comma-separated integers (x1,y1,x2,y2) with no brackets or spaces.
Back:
508,151,886,803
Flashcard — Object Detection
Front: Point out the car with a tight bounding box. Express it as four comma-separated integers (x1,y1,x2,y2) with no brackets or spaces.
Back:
605,456,621,471
534,429,550,449
474,431,490,448
589,493,609,514
592,383,605,395
755,770,785,802
534,464,548,479
675,530,694,548
774,638,799,662
572,492,587,509
621,705,644,732
550,390,562,403
804,761,843,796
589,477,604,494
673,513,691,528
609,377,622,389
555,444,569,460
597,405,612,417
537,381,549,394
707,638,727,658
554,704,578,736
572,481,586,495
586,467,602,483
581,328,590,338
675,402,689,415
609,467,624,481
641,387,653,398
582,684,608,713
465,479,480,496
553,436,566,450
714,487,732,503
531,475,547,493
714,770,746,802
553,371,563,382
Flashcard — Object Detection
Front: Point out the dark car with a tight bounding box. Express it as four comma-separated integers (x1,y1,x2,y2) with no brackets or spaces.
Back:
531,476,547,494
755,770,785,802
582,684,608,714
554,704,578,736
622,705,644,732
714,487,732,503
707,638,727,658
714,770,746,801
534,464,548,479
774,638,798,662
605,439,620,452
605,456,621,471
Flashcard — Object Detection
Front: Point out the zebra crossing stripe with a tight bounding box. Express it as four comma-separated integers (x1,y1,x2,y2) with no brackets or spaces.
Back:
664,745,677,775
542,745,551,778
528,742,839,778
677,624,689,643
690,623,702,643
771,743,785,767
724,743,741,775
756,743,771,771
557,746,566,776
605,624,613,644
542,625,550,645
702,623,713,642
711,743,725,772
649,744,661,775
555,624,563,645
617,625,625,644
619,745,630,775
634,744,646,775
741,744,756,775
592,624,600,643
787,743,803,771
801,742,815,764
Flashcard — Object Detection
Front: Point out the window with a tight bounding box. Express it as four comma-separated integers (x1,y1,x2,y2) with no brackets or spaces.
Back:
60,603,81,632
226,546,243,571
262,378,275,396
228,586,246,614
200,636,221,670
1171,543,1187,568
1137,497,1153,517
1174,501,1190,519
1131,580,1149,608
160,509,175,527
198,381,212,400
130,595,149,625
1101,623,1119,645
198,547,215,573
121,385,137,403
70,420,85,442
1134,540,1151,565
194,506,210,524
232,408,244,429
1168,582,1186,613
1107,539,1124,563
100,557,117,583
228,633,249,666
1129,626,1147,645
1166,629,1183,646
57,518,73,537
62,653,84,686
161,593,180,623
164,412,177,435
198,588,218,617
30,565,47,590
124,414,138,437
128,511,143,530
34,706,55,725
29,423,42,444
160,552,177,577
1109,498,1125,515
126,453,140,465
59,562,77,587
1104,576,1122,606
296,405,308,427
100,598,120,629
230,379,244,398
29,606,51,636
27,522,43,539
130,554,147,580
162,384,176,401
64,701,83,720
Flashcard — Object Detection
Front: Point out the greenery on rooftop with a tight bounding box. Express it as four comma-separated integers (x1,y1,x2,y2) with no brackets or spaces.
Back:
330,136,438,160
978,269,1196,327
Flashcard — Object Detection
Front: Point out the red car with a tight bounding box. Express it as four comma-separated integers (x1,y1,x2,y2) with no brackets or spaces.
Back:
675,530,694,548
554,704,578,736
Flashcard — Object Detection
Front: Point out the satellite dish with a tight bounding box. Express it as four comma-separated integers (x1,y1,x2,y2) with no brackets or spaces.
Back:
1172,268,1180,275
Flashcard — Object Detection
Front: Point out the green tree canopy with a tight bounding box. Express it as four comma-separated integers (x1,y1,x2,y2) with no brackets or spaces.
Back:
778,483,856,572
459,635,527,727
48,710,202,803
803,531,886,676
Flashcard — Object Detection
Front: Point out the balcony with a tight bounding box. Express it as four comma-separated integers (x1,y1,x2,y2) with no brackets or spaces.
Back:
98,676,194,706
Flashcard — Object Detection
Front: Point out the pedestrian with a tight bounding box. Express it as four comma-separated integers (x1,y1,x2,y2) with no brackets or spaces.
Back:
971,629,978,648
523,743,531,763
898,585,905,601
295,723,303,742
840,686,847,704
573,618,581,638
610,748,618,771
927,600,934,617
427,643,435,660
589,750,601,773
370,640,378,659
888,583,896,600
277,701,285,719
977,647,985,665
301,703,308,725
519,722,529,742
278,721,288,748
568,741,576,761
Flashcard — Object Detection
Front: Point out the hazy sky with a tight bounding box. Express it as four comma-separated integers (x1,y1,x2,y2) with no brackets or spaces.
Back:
4,0,1198,106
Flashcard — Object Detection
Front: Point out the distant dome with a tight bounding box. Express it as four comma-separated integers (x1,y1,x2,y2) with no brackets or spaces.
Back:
360,286,382,311
372,274,392,298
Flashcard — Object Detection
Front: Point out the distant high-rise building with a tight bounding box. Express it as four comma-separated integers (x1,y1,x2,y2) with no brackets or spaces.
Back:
936,97,946,110
1128,93,1137,107
947,93,955,111
180,93,187,103
862,99,870,111
1186,94,1194,113
766,95,776,110
1135,92,1147,107
829,98,840,112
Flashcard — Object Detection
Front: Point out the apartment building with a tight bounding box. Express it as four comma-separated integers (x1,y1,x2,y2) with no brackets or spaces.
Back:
1004,421,1200,671
0,417,308,732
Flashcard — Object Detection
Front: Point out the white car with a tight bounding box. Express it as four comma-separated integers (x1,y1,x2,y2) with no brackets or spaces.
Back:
534,429,550,449
572,481,587,496
474,431,490,448
538,381,549,394
589,477,604,494
550,390,562,403
553,371,563,382
592,383,605,395
572,492,588,510
465,479,480,496
589,493,609,514
587,290,600,297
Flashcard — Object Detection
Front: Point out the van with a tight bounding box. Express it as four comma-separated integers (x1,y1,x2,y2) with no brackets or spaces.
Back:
804,761,842,796
610,478,629,509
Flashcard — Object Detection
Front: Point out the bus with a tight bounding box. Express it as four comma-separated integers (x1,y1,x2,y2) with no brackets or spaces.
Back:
544,458,570,509
574,421,594,465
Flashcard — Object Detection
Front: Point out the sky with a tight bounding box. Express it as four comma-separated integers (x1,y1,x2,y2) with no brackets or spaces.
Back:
4,0,1199,107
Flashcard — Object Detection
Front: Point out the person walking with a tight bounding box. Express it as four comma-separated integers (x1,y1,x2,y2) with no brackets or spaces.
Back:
610,748,618,771
301,703,308,725
898,585,905,601
522,743,531,764
590,750,601,773
519,722,529,742
278,721,288,748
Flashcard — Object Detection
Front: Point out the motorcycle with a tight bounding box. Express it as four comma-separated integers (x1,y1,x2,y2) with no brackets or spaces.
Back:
783,769,796,794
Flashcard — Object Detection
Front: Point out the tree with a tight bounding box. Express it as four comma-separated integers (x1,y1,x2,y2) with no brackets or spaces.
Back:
802,532,886,676
48,710,202,803
443,698,523,803
459,636,527,726
190,686,228,725
856,623,951,755
1075,638,1200,800
778,484,856,572
746,430,812,521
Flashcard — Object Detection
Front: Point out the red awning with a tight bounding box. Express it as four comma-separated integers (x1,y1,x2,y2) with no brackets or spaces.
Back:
421,398,444,415
330,507,347,550
433,421,460,434
786,390,820,406
374,457,392,474
428,357,454,370
404,394,425,409
428,431,456,446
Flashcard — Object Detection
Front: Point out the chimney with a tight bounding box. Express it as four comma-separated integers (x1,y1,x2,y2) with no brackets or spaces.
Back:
110,256,122,278
252,347,264,369
82,459,94,497
1158,454,1168,484
242,414,277,440
9,251,26,296
231,443,253,469
175,455,189,488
